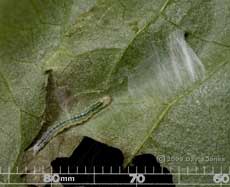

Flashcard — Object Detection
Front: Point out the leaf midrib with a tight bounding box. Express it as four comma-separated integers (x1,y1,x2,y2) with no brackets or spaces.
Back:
126,60,229,165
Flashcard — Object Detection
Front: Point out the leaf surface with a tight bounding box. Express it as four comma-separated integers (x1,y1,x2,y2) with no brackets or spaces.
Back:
0,0,230,185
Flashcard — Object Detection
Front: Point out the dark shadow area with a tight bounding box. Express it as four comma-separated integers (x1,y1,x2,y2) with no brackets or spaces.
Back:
184,31,189,39
50,137,175,187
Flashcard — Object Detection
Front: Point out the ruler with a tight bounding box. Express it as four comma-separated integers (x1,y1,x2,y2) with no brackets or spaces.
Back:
0,166,229,186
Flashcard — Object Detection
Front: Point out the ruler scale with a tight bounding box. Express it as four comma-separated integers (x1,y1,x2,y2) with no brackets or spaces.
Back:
0,166,229,186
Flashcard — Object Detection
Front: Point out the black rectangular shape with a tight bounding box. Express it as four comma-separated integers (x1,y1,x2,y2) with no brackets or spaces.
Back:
95,174,131,184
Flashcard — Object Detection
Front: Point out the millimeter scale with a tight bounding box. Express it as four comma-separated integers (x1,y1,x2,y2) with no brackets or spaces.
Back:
0,165,229,186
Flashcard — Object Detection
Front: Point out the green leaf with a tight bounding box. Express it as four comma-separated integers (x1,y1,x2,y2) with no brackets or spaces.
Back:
0,0,230,185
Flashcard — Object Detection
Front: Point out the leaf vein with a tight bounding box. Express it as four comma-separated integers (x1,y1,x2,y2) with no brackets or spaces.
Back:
127,60,230,165
105,0,172,87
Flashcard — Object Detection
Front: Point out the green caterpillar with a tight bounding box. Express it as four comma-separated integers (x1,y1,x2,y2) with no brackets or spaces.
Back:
33,96,111,155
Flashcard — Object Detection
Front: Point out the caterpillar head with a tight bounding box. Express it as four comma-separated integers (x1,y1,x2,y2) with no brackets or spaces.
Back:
100,96,112,107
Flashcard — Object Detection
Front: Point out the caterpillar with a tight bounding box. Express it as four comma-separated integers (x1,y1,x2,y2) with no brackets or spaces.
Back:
33,96,112,155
